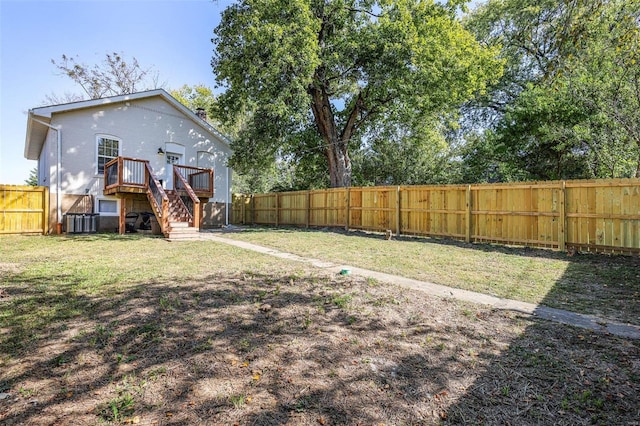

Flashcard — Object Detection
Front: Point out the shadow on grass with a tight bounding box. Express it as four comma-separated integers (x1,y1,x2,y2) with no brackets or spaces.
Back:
1,265,494,425
226,225,640,325
212,226,640,424
1,233,639,425
55,233,165,242
442,261,640,425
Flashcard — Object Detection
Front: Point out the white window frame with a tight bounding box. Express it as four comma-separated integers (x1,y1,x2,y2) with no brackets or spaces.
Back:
96,197,119,216
96,134,121,176
166,153,182,165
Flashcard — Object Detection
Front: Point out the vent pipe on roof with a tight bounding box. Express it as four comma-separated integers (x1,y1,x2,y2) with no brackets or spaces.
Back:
195,107,207,121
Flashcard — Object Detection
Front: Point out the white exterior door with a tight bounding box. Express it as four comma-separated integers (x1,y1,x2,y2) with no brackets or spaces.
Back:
163,143,185,190
165,152,183,190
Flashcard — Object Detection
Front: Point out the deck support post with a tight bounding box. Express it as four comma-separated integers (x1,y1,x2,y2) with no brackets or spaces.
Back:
119,196,126,234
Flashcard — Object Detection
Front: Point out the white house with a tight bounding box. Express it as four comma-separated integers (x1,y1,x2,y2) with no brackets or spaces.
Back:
24,89,233,236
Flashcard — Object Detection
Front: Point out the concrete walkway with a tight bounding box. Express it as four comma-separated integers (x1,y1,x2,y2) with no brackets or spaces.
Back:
201,233,640,340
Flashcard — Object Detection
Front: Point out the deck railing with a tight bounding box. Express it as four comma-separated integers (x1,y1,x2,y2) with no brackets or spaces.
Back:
174,168,200,227
104,157,213,234
104,157,148,191
174,165,214,196
104,157,170,233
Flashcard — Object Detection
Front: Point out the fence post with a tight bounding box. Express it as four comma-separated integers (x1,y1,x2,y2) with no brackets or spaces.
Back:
465,184,472,243
559,181,566,252
345,187,350,231
275,193,279,227
251,194,255,225
306,191,311,229
240,195,245,225
396,186,401,236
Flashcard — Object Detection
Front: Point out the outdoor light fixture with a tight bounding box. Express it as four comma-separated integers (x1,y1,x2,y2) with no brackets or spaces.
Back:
157,148,165,155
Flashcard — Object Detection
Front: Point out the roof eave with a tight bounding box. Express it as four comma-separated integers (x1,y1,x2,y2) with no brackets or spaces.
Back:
23,89,233,160
24,112,51,160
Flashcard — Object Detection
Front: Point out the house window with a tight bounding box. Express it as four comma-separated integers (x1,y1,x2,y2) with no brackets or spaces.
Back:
97,135,120,175
166,153,181,165
97,198,118,216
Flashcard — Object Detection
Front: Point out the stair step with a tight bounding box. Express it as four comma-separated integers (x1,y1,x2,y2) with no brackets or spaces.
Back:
167,235,201,241
166,220,199,239
169,221,191,228
167,229,199,234
167,226,200,241
170,217,190,221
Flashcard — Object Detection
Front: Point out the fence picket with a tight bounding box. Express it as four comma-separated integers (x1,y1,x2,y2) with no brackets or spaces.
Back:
0,185,49,235
231,179,640,255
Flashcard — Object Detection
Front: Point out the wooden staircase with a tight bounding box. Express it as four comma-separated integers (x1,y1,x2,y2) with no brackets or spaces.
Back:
165,190,200,241
104,157,213,237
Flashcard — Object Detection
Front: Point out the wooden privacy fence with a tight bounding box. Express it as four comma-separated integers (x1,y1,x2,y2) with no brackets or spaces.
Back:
232,178,640,255
0,185,49,235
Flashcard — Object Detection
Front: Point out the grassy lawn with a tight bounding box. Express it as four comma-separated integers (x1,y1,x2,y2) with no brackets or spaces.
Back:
0,234,638,425
221,227,640,325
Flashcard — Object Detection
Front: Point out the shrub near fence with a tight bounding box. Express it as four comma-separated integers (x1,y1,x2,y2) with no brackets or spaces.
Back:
232,178,640,255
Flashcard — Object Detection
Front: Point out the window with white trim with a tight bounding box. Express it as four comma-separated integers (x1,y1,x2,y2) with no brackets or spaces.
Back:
97,198,118,216
97,135,120,175
166,153,181,164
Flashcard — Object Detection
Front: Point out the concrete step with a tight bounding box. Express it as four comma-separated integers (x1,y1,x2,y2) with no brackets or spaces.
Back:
168,221,191,228
167,228,200,241
167,234,201,241
166,221,200,241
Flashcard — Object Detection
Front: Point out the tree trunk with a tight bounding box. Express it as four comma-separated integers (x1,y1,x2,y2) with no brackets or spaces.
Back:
309,83,352,187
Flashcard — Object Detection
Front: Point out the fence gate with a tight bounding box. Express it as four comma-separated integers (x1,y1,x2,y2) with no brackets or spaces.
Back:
0,185,49,235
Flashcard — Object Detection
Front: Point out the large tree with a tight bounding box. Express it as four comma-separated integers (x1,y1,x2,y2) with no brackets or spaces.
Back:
171,84,217,113
50,52,163,101
462,0,640,180
563,0,640,177
212,0,502,187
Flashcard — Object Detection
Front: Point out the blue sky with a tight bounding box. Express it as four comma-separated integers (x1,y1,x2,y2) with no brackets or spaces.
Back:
0,0,231,184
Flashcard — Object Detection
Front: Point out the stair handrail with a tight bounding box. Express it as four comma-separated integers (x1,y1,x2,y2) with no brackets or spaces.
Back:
173,167,200,228
144,161,170,234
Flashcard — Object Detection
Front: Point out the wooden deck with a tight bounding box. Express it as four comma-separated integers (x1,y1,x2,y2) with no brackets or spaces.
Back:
104,157,214,235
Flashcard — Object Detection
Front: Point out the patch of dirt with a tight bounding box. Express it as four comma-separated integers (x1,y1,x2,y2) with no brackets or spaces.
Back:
1,270,639,425
0,263,21,273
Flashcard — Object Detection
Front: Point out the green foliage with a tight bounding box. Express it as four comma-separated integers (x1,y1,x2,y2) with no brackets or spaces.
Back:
212,0,503,187
171,84,216,116
331,293,352,309
98,392,135,422
352,119,457,185
463,0,640,181
24,168,38,186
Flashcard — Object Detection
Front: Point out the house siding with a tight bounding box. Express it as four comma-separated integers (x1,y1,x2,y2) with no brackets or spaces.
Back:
39,94,232,232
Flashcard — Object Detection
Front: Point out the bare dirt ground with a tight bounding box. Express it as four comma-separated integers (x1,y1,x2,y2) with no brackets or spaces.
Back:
1,268,639,425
